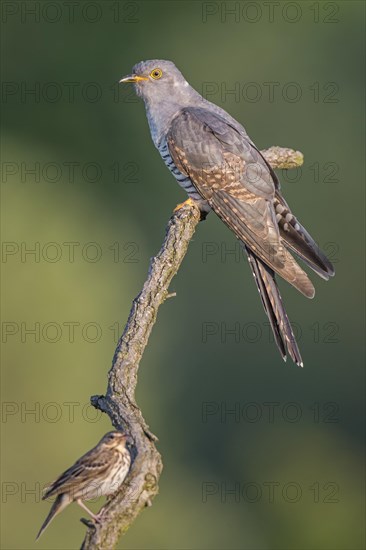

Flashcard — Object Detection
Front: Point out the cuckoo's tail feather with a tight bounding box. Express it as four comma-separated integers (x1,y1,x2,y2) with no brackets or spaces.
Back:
245,246,303,367
274,194,335,280
36,493,70,540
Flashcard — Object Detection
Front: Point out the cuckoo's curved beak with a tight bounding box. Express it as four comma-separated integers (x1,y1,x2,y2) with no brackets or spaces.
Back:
119,74,149,84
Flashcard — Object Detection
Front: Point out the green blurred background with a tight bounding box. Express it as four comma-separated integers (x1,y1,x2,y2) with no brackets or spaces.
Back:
1,1,365,548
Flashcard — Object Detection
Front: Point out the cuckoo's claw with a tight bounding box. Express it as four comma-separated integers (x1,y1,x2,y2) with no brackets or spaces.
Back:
173,198,197,212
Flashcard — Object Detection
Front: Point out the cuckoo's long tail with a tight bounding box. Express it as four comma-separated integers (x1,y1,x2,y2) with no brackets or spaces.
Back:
245,246,303,367
36,493,70,540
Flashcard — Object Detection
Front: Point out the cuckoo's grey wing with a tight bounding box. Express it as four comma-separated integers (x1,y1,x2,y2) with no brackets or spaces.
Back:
167,107,315,298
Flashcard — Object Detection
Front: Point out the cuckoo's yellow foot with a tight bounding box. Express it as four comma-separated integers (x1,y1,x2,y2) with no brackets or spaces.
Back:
173,197,198,212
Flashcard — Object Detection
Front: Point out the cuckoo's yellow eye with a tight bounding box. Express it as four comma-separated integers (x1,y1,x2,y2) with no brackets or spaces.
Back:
150,68,163,80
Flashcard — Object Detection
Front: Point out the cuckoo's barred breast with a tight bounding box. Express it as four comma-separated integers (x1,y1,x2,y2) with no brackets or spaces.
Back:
158,140,211,213
158,140,206,205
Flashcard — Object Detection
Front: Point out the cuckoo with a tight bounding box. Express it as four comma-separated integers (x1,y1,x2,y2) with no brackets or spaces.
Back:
119,60,335,367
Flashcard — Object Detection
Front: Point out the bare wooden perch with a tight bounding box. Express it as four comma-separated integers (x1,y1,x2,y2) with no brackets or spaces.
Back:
81,146,304,549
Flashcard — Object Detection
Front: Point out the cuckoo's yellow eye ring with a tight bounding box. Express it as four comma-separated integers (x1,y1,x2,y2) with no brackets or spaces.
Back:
150,68,163,80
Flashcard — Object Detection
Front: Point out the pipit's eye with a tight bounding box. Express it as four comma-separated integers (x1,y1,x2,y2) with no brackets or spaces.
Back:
150,68,163,80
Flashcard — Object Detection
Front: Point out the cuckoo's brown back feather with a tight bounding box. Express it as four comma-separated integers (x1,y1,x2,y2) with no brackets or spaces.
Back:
167,107,315,298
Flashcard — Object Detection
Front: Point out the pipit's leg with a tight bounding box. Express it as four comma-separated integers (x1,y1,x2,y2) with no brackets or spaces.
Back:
76,499,100,522
173,197,197,212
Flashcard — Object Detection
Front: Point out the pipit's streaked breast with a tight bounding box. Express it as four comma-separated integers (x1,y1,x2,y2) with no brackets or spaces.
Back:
36,431,131,540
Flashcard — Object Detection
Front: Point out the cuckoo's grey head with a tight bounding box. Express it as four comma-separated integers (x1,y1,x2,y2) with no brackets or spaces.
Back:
119,59,200,106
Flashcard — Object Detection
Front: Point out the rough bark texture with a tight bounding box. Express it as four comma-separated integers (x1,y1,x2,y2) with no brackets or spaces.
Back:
81,146,304,550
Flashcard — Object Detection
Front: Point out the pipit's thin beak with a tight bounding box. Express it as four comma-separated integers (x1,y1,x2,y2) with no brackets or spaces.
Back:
119,74,149,84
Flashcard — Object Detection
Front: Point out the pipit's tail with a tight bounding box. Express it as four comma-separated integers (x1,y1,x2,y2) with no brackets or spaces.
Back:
245,246,303,367
36,493,70,540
